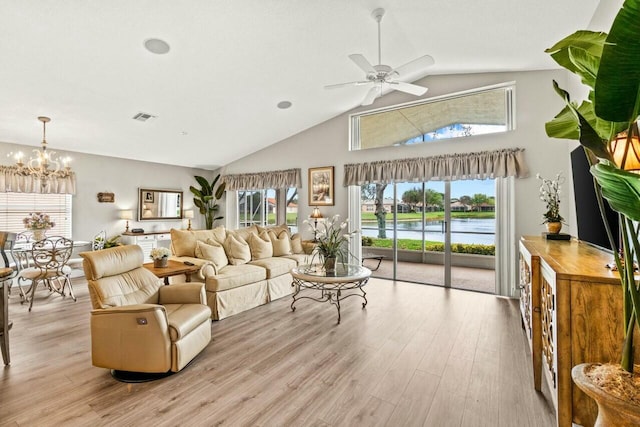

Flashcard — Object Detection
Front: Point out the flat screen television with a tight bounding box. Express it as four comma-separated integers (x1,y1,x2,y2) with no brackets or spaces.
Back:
570,146,619,252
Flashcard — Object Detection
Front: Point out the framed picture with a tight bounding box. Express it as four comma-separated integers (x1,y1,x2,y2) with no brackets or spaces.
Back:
144,191,154,203
308,166,334,206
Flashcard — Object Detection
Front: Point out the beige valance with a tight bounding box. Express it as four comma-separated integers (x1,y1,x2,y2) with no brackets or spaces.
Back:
223,168,301,191
0,166,77,194
343,148,528,186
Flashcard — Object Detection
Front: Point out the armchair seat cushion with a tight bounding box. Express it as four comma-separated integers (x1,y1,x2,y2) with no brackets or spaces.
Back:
282,254,311,266
164,304,212,341
248,257,296,279
206,264,266,292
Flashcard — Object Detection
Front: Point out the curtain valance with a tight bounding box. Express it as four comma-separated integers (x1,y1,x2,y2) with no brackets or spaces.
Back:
0,166,77,194
223,168,301,191
343,148,528,186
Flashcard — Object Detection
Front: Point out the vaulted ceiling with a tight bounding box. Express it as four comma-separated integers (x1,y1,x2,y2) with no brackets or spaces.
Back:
0,1,606,169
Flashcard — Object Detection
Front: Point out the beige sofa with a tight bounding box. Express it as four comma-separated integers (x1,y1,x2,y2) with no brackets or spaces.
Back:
170,225,312,320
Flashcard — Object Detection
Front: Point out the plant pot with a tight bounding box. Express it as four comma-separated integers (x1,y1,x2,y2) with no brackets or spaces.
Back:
32,229,46,241
323,256,336,274
153,257,168,268
572,363,640,427
546,221,562,234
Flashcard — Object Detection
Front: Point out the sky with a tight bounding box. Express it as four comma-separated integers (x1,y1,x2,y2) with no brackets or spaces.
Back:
384,179,495,200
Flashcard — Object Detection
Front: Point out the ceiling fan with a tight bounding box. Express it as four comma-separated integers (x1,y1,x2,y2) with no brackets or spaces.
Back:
325,8,435,106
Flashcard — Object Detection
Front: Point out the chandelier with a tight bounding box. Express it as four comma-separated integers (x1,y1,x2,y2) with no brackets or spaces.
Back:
13,116,72,178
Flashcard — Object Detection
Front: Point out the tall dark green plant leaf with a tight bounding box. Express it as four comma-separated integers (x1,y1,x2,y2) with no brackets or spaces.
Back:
545,30,606,87
591,162,640,221
191,174,225,229
595,0,640,122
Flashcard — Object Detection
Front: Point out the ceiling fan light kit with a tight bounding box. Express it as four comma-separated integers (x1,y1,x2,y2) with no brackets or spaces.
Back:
326,8,434,106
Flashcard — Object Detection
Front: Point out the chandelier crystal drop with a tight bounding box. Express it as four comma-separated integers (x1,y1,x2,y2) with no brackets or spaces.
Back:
13,116,72,178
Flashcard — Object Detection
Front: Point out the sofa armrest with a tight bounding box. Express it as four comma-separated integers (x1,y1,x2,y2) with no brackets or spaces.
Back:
158,283,206,305
199,262,217,279
90,304,172,372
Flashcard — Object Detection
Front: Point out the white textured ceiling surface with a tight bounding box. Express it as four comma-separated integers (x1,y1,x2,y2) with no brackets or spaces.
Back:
0,0,600,169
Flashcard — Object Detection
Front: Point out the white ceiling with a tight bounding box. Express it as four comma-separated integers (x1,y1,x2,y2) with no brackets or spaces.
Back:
0,0,602,170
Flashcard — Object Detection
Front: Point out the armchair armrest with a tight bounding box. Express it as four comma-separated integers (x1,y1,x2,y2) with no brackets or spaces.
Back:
90,304,172,372
158,283,206,305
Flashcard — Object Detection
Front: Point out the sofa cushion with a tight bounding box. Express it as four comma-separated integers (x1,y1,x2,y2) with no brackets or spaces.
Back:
195,240,228,270
194,227,226,245
282,253,311,266
205,264,267,292
257,224,290,237
269,230,292,256
229,225,258,243
171,227,226,257
290,233,304,254
223,234,251,265
249,257,297,279
248,231,273,260
164,303,212,341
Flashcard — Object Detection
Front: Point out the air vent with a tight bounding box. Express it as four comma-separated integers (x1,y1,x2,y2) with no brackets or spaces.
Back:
132,112,157,122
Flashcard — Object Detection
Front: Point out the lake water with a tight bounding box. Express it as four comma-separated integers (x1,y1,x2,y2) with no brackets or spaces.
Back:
361,218,495,245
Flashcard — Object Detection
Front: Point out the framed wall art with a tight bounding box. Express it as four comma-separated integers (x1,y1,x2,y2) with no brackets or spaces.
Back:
308,166,334,206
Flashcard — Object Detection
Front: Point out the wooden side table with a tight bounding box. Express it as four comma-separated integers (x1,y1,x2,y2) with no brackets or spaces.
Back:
143,260,200,285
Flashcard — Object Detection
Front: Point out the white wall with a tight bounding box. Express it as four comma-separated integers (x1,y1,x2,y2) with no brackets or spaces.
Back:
0,141,214,241
221,69,573,242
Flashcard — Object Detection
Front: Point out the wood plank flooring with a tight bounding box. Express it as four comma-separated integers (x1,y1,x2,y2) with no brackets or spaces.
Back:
0,278,556,426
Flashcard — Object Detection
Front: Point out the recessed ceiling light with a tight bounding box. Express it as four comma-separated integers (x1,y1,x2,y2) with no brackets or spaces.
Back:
277,101,292,109
180,131,188,136
144,38,170,55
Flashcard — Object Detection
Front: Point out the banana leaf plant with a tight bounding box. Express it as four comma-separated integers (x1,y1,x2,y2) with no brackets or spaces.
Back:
544,0,640,373
190,174,226,229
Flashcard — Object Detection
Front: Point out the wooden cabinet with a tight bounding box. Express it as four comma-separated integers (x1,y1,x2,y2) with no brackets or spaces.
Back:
518,236,638,427
121,231,171,260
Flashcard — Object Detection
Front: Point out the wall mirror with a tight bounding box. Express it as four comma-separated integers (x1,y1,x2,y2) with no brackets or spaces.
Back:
138,188,183,221
350,82,515,150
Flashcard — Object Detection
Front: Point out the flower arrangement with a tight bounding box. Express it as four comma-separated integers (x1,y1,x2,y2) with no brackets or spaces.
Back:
536,173,564,224
150,247,171,260
304,214,358,264
23,212,55,230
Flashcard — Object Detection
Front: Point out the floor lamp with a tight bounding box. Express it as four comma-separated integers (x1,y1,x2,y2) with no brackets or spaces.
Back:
310,207,323,242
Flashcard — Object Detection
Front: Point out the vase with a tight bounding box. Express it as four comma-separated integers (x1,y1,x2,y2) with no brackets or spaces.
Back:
32,229,46,241
546,221,562,234
153,257,168,268
572,363,640,427
323,256,336,274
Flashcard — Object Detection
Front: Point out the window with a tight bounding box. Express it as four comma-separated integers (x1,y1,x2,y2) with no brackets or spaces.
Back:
238,189,277,228
285,188,298,233
0,192,73,237
350,82,515,150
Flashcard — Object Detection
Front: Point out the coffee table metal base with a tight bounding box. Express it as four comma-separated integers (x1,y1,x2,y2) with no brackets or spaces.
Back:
290,276,369,324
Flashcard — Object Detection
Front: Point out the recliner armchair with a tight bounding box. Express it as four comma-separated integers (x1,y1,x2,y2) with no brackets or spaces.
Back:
81,245,211,374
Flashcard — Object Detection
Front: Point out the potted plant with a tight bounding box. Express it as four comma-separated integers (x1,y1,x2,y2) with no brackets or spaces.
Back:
304,214,358,273
536,172,565,234
545,0,640,423
150,247,171,268
190,174,225,230
23,212,55,241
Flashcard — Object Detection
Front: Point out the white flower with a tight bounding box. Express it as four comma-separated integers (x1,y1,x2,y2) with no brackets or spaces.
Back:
150,247,171,260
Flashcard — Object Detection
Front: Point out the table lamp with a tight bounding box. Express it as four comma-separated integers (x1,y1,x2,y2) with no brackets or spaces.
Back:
310,207,323,241
119,210,133,233
184,209,194,230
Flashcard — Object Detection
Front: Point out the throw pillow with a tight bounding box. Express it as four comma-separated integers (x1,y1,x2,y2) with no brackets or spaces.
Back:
194,226,226,245
290,233,304,254
258,223,291,237
223,234,251,265
269,230,292,256
248,231,273,260
195,240,228,270
171,228,196,257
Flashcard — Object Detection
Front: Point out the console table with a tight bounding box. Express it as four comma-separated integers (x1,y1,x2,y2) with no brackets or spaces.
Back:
121,231,171,260
518,236,640,427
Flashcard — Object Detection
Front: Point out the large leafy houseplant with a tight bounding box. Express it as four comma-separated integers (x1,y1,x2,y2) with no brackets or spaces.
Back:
190,174,225,229
545,0,640,378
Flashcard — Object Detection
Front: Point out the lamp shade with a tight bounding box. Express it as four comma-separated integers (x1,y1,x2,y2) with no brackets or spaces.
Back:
310,207,323,219
119,210,133,220
610,131,640,172
184,209,194,219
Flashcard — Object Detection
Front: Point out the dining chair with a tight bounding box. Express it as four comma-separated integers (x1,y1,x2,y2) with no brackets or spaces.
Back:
17,236,75,311
0,266,13,365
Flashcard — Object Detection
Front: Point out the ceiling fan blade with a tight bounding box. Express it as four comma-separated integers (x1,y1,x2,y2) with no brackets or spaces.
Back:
391,54,435,79
349,54,377,74
324,80,372,90
361,86,380,106
389,81,428,96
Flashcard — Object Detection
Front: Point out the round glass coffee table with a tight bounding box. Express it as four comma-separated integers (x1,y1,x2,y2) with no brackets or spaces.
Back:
290,264,372,324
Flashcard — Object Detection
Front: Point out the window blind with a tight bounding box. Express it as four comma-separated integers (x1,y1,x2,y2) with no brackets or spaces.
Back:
0,192,72,238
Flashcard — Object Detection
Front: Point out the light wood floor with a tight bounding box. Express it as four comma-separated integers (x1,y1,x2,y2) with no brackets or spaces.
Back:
0,278,555,426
